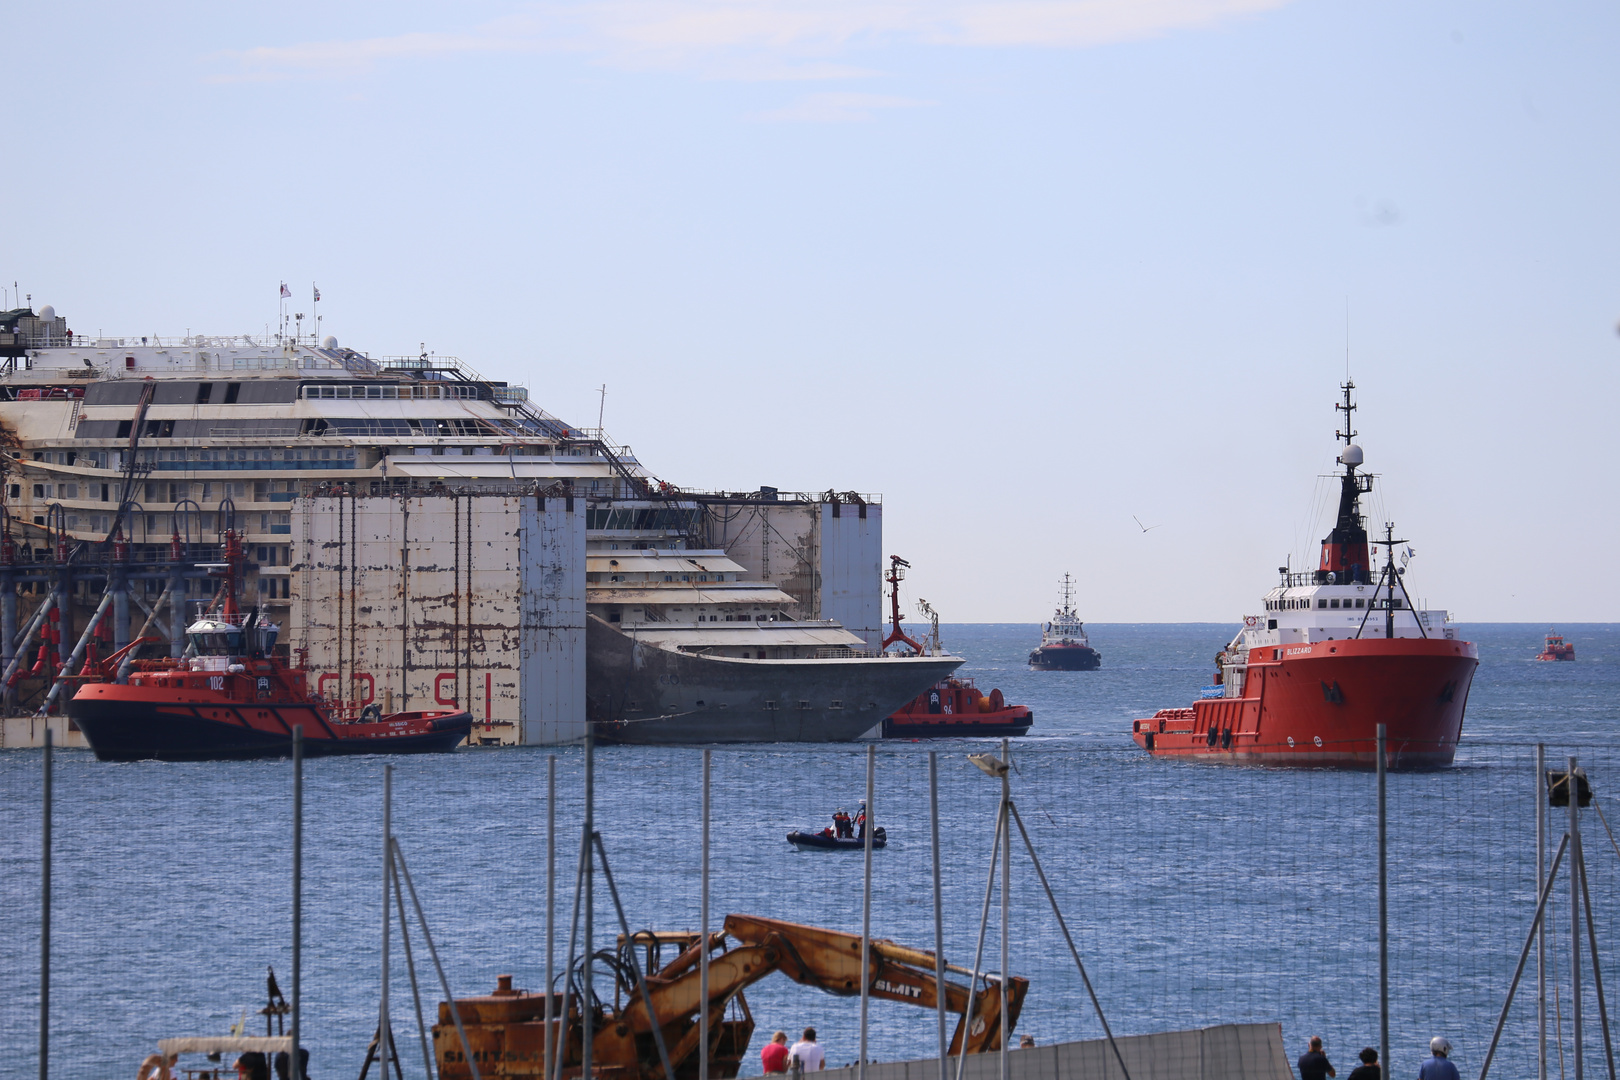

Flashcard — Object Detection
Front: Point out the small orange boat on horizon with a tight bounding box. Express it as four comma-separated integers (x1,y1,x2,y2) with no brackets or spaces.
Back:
1536,629,1575,662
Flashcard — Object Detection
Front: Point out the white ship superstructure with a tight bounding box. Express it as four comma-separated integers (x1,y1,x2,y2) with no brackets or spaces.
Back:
0,303,957,747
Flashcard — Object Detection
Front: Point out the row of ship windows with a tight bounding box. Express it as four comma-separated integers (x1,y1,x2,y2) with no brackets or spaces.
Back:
593,573,725,583
24,479,298,503
606,611,780,622
302,384,481,400
24,510,293,534
30,447,358,467
19,574,288,599
1268,597,1405,611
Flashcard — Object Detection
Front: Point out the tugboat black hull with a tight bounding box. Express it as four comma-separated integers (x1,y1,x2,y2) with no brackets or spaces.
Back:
1028,645,1101,671
881,713,1034,738
68,696,472,762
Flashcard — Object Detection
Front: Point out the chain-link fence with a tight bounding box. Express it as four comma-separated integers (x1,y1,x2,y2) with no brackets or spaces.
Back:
4,739,1619,1080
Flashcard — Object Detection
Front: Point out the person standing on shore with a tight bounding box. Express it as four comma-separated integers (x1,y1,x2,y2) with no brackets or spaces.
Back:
789,1029,825,1072
1418,1038,1458,1080
1298,1037,1336,1080
1347,1048,1380,1080
762,1032,790,1074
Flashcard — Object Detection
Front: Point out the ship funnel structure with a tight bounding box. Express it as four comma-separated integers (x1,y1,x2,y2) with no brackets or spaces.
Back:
1317,383,1372,585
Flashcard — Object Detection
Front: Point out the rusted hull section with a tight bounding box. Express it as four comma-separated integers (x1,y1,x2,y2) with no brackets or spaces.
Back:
293,492,587,747
586,615,962,743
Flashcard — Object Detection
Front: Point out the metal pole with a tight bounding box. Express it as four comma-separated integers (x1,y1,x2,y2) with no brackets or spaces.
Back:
583,733,594,1080
393,842,481,1080
1000,738,1010,1080
1007,804,1131,1080
1577,844,1617,1080
1541,744,1549,1080
953,801,1006,1080
1377,723,1388,1080
1571,756,1584,1080
3,575,17,678
593,833,677,1080
380,765,392,1080
389,856,434,1080
550,824,590,1080
1479,833,1571,1080
38,728,51,1080
860,744,876,1080
930,752,948,1080
545,755,556,1079
291,726,303,1080
700,749,712,1080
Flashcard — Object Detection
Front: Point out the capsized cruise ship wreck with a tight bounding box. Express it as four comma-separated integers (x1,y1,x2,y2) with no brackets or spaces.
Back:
0,302,959,748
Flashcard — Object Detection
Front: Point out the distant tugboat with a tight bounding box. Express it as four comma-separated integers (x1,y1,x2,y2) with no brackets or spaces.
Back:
1028,574,1101,671
1536,629,1576,662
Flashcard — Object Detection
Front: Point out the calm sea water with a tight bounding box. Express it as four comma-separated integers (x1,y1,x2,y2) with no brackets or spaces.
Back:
2,622,1617,1080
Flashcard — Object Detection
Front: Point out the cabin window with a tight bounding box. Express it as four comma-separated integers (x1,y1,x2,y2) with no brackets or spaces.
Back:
1318,599,1328,608
1355,599,1365,608
1330,599,1340,609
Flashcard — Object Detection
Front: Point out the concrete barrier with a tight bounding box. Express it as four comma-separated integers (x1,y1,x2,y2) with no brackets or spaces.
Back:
813,1022,1293,1080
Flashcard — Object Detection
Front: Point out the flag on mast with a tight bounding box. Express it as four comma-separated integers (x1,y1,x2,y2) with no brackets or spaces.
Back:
313,286,321,302
280,283,291,298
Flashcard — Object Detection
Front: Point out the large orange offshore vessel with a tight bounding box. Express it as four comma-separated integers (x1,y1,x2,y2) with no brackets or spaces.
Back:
1131,382,1478,768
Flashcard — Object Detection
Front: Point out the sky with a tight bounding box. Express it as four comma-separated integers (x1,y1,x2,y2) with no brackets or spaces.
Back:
3,0,1618,623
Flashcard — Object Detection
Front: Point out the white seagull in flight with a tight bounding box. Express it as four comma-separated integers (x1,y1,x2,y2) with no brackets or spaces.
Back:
1133,515,1162,533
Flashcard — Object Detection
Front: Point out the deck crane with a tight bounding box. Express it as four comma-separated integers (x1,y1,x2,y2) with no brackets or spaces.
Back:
103,376,156,546
432,913,1028,1080
880,555,923,655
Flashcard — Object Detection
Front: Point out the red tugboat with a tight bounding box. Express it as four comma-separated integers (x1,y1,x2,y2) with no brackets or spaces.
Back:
1130,382,1478,768
1536,630,1575,662
882,590,1033,738
69,522,472,762
884,678,1033,738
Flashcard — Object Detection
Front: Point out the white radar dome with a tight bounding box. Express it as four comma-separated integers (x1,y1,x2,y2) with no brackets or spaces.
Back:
37,304,55,319
1338,444,1364,466
322,335,338,349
